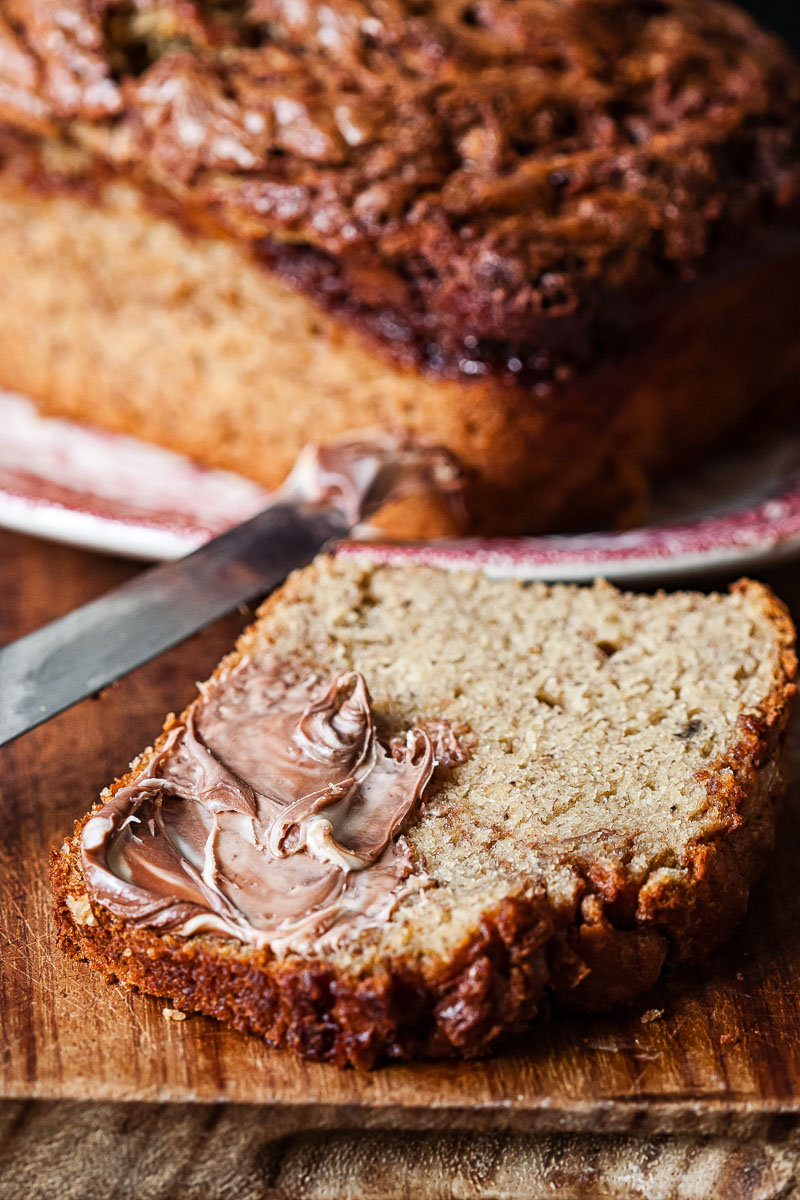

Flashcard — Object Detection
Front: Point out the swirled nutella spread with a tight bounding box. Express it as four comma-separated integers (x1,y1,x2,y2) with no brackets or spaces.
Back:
81,657,436,956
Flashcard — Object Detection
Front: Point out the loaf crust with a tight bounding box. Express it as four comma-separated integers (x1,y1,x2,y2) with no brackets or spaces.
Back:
2,1,800,535
2,0,799,379
51,577,797,1068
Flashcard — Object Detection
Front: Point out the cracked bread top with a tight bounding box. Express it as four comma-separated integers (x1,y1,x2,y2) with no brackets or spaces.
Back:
2,0,799,378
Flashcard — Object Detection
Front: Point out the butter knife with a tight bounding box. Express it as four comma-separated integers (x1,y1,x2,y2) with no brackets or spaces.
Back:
0,500,348,747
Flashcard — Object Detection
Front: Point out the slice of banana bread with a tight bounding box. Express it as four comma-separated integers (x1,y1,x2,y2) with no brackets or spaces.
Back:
52,561,797,1067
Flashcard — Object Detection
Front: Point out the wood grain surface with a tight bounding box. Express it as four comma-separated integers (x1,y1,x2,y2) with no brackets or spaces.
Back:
3,528,800,1146
2,1100,800,1200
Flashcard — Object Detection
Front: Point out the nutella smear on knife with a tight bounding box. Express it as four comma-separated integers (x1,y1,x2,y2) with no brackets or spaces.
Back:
282,428,468,532
81,657,437,956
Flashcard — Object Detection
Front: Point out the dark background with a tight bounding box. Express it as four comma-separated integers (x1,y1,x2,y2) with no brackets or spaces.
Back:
741,0,799,48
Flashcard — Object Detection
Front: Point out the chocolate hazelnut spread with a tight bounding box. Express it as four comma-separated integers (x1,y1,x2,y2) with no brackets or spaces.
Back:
282,428,468,530
81,656,437,956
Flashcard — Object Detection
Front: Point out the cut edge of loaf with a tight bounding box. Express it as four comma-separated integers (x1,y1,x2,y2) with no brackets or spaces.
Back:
51,569,797,1067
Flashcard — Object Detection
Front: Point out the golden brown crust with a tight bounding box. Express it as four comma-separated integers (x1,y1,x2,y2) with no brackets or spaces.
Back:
50,579,797,1066
2,2,800,539
3,0,800,380
51,833,554,1068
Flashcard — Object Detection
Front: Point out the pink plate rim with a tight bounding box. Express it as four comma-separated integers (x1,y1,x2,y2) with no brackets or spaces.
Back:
1,391,799,582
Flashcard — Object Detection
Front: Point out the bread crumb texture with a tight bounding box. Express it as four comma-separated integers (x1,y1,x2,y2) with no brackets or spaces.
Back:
161,1008,187,1023
242,563,793,970
52,561,796,1064
65,894,96,927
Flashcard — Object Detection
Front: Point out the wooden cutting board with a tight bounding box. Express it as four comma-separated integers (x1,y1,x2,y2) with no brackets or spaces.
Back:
2,529,800,1144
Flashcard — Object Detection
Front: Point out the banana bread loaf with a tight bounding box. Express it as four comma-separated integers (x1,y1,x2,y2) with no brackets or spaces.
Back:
2,0,800,533
52,560,797,1066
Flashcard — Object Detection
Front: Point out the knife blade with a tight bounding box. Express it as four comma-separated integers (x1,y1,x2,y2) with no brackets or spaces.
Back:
0,500,348,747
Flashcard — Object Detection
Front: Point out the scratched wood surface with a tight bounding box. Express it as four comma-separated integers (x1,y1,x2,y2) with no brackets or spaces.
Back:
3,528,800,1140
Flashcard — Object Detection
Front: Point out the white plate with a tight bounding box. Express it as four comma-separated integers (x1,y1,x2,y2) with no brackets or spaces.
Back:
2,391,799,582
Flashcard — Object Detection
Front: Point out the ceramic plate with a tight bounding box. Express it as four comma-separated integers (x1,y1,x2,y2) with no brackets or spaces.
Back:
2,390,799,582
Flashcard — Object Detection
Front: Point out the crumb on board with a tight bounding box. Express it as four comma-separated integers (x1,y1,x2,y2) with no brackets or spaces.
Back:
66,894,96,926
162,1007,187,1022
640,1008,664,1024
